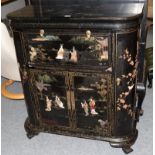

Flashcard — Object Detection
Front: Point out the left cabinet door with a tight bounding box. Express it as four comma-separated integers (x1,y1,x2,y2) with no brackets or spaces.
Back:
28,69,71,128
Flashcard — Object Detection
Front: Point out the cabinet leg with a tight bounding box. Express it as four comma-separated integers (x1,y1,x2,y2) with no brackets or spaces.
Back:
110,143,134,154
110,130,138,154
26,131,39,139
137,92,145,117
24,118,39,139
136,83,146,117
147,73,153,88
122,146,133,154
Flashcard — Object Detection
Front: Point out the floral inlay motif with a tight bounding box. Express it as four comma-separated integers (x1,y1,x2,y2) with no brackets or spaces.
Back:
117,48,138,116
35,80,50,99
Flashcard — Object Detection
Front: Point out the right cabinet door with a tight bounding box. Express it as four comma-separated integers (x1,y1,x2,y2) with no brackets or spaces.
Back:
70,72,112,136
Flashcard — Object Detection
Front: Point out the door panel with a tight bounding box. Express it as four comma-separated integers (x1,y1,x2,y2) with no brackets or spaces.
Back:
29,69,71,127
70,72,111,134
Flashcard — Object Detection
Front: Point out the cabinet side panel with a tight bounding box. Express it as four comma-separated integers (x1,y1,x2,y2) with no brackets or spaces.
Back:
13,31,37,124
114,30,138,136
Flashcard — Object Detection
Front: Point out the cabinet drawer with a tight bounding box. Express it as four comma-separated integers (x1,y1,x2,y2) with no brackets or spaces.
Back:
22,29,112,69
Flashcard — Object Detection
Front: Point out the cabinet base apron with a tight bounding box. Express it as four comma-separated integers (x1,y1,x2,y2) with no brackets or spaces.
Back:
25,118,138,153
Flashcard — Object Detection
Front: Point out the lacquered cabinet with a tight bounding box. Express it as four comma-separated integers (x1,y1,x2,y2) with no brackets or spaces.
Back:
8,1,147,153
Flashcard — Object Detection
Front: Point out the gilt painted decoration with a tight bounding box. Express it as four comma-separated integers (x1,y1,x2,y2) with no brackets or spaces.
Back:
90,78,108,102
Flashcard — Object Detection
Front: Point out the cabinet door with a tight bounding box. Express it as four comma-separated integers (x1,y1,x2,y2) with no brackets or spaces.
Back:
28,69,71,128
70,72,112,135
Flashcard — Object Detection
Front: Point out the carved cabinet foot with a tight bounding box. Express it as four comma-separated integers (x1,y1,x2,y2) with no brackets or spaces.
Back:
24,118,39,139
139,109,144,116
26,131,39,139
148,83,152,88
122,146,133,154
136,83,146,118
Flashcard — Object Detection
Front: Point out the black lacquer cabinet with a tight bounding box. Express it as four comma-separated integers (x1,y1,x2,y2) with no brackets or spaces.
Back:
7,0,147,153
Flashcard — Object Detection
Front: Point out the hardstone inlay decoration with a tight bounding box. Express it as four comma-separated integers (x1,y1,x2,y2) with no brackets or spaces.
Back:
35,79,50,100
27,30,109,65
44,95,65,112
34,73,66,111
116,48,138,116
56,44,78,63
28,70,71,128
45,96,52,111
29,45,50,62
28,44,78,63
81,97,98,116
32,29,61,41
72,72,111,134
69,30,109,61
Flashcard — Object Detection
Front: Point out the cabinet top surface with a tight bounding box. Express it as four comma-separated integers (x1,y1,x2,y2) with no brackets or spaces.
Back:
7,3,144,22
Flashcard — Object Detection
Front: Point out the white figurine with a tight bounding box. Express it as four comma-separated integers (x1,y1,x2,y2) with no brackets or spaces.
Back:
55,96,64,109
89,98,98,115
70,46,77,62
45,96,52,111
98,119,108,128
81,100,89,116
105,67,112,72
29,47,37,61
40,29,45,37
32,29,48,41
85,30,94,41
56,44,64,59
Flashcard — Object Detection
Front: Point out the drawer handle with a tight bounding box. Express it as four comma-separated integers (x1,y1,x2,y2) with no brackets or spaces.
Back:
40,29,45,37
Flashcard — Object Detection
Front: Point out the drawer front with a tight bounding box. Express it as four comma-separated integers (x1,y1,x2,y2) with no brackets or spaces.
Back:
22,29,112,69
28,69,71,128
